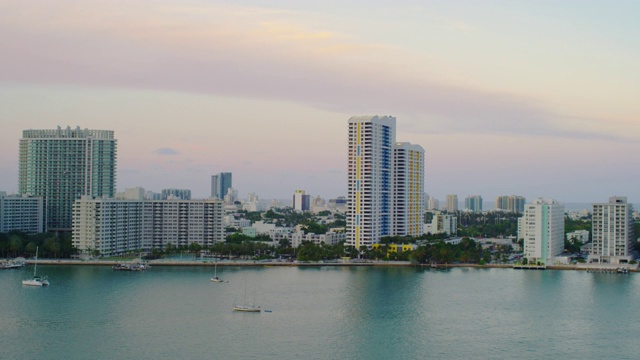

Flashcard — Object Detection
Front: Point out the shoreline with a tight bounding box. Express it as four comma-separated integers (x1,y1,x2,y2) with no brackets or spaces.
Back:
18,259,638,272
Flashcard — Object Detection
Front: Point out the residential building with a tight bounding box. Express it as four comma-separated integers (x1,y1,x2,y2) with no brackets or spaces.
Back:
293,190,310,212
589,196,634,264
211,172,232,199
19,126,117,231
0,193,46,233
291,231,346,248
566,230,589,244
393,142,425,237
347,115,395,249
424,213,457,235
495,195,526,213
465,195,483,212
346,116,425,249
446,194,458,212
72,191,224,257
520,198,564,264
427,197,439,210
161,188,191,200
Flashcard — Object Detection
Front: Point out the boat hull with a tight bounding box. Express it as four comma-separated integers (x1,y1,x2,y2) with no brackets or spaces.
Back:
233,306,261,312
22,278,49,286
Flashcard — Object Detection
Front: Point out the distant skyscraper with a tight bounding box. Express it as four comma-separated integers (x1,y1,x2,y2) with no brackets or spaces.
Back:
520,198,564,264
393,142,424,237
446,194,458,212
293,190,310,212
465,195,483,212
346,115,424,249
495,195,526,213
19,126,116,230
428,197,440,210
161,188,191,200
589,196,634,264
211,172,232,199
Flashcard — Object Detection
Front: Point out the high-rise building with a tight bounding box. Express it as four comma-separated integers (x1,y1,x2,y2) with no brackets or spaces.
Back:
393,142,424,237
465,195,483,212
19,126,117,231
495,195,526,213
589,196,634,264
428,197,440,210
446,194,458,212
161,188,191,200
347,115,395,249
346,115,424,249
211,172,232,199
519,198,564,264
293,190,310,212
73,192,224,257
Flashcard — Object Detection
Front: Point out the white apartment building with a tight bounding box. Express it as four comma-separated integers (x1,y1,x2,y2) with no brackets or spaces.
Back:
347,115,396,249
520,198,564,264
589,196,634,264
566,230,589,244
291,231,346,248
393,142,425,237
428,214,457,235
72,194,224,257
346,116,425,249
0,193,46,233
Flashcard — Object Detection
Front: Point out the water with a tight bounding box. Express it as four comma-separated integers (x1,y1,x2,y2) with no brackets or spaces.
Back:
1,265,639,359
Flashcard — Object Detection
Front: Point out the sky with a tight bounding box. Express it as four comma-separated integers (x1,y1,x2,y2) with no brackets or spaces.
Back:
1,0,639,204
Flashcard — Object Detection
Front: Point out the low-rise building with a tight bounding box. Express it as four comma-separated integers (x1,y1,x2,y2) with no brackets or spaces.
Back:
566,230,589,244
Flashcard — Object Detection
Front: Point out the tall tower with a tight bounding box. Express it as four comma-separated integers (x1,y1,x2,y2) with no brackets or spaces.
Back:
590,196,634,264
520,198,564,264
446,194,458,212
465,195,483,212
393,142,424,237
347,115,395,249
19,126,117,231
211,172,232,199
293,190,310,212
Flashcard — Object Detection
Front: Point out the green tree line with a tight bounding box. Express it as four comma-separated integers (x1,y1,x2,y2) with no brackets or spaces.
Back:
0,231,77,258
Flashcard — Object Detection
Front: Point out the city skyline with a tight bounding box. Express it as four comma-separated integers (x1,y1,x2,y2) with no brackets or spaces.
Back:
1,1,639,202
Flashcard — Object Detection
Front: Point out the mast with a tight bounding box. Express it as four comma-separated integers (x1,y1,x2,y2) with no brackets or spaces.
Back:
34,246,38,277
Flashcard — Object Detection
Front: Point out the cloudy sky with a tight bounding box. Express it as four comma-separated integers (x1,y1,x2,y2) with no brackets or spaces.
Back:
1,0,638,203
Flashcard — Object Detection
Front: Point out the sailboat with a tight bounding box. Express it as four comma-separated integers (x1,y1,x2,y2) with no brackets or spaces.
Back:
210,260,226,283
233,276,260,312
22,246,49,286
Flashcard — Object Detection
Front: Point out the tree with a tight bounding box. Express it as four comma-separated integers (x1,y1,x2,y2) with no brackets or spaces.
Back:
43,237,60,258
25,242,37,256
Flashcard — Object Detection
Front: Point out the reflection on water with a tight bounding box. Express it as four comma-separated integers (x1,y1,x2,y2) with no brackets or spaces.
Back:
1,266,639,359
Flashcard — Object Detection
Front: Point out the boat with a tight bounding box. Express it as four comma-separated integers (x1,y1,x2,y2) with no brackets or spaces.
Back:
112,262,146,271
210,260,226,283
233,277,260,312
22,247,49,286
1,259,25,269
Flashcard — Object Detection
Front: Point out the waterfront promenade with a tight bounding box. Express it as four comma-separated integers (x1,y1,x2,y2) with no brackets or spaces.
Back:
22,258,639,272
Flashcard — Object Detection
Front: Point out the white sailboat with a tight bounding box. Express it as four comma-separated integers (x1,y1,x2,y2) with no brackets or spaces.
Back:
210,260,226,283
233,276,260,312
22,246,49,286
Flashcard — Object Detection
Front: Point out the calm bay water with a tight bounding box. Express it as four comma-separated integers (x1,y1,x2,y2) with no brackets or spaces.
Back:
1,265,639,360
